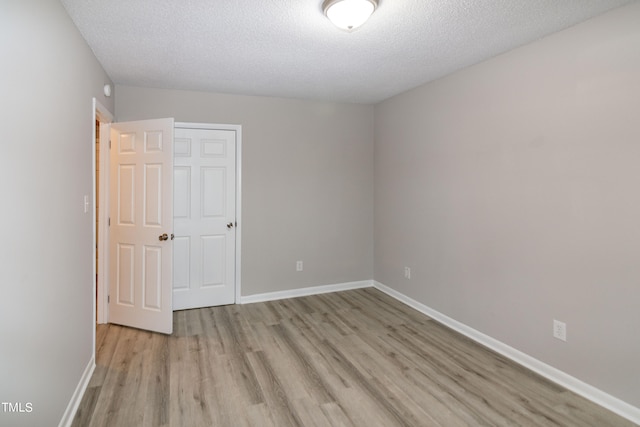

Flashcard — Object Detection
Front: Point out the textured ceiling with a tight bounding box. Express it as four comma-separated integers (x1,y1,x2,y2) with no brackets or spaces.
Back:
60,0,634,104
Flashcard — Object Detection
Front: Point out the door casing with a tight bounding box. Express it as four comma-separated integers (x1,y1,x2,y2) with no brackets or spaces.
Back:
94,99,113,326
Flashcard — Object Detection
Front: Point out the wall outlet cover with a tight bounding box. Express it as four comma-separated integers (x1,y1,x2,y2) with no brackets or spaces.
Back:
553,319,567,342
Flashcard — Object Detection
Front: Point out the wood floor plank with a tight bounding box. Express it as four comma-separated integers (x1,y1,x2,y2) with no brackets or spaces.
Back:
319,401,356,427
271,322,337,404
88,324,122,388
74,289,637,427
246,350,304,427
86,327,148,426
245,402,277,427
70,385,101,427
142,331,170,427
389,322,577,425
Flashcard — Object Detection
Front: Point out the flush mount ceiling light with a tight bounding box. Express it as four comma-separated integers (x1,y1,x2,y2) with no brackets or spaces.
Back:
323,0,378,31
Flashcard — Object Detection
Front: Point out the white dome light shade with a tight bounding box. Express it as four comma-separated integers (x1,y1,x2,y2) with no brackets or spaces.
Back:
323,0,378,31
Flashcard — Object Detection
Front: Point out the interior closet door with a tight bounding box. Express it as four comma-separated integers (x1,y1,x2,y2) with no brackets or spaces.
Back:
172,126,237,310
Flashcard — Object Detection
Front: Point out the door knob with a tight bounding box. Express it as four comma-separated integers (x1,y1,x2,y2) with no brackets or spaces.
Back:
159,233,169,241
227,222,234,229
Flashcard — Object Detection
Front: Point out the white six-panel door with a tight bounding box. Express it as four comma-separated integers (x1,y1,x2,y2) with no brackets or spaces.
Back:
109,118,174,334
173,127,237,310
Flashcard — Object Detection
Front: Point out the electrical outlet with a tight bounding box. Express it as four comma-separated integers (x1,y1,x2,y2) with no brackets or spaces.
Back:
553,320,567,342
404,267,411,279
296,261,303,272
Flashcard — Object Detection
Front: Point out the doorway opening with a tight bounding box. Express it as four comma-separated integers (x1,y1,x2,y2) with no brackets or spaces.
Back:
93,99,113,332
95,119,100,320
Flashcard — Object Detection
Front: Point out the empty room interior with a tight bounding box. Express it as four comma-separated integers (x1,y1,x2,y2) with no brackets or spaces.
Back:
1,0,639,426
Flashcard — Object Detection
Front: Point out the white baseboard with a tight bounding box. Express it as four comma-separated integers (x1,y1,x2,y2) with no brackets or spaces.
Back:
239,280,373,305
373,281,640,425
58,356,95,427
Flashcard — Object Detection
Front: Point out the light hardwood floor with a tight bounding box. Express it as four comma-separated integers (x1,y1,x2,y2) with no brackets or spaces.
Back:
73,288,635,426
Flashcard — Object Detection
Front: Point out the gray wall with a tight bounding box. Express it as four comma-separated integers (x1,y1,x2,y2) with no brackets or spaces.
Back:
374,2,640,408
0,1,114,426
116,87,375,297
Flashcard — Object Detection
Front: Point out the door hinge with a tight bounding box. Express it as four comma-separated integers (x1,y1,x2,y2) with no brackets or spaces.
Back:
109,139,112,149
107,295,110,303
108,217,110,226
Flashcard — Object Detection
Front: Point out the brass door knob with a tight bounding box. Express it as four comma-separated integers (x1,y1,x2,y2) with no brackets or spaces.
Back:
159,233,169,241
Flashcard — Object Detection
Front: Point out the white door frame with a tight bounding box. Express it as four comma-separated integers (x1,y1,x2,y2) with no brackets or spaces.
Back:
93,98,113,329
175,122,243,304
